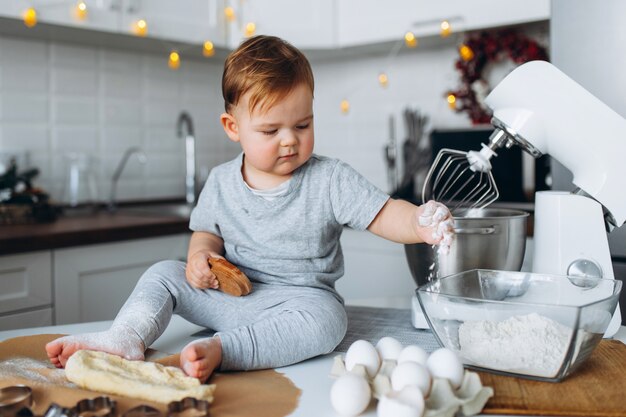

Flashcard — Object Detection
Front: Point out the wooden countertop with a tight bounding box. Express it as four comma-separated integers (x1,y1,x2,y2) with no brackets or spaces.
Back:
0,210,190,256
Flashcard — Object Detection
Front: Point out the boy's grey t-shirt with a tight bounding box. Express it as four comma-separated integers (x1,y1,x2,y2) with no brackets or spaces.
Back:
189,153,390,294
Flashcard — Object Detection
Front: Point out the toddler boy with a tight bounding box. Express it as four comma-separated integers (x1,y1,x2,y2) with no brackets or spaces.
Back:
46,35,453,382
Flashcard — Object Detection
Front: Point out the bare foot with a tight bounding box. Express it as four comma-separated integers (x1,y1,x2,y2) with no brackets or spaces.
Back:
45,325,145,368
180,337,222,382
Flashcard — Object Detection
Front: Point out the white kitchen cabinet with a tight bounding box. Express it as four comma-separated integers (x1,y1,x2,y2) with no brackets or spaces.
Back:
2,0,227,48
119,0,225,45
4,0,121,32
227,0,337,49
338,228,415,308
337,0,550,47
53,233,189,325
0,251,53,330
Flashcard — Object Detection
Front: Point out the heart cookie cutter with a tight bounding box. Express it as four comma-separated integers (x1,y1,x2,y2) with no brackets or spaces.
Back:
121,405,162,417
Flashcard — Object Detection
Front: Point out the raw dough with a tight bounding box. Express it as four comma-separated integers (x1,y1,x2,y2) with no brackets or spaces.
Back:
65,350,215,404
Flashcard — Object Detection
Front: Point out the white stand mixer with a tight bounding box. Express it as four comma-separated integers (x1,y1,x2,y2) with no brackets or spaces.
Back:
412,61,624,337
483,61,624,337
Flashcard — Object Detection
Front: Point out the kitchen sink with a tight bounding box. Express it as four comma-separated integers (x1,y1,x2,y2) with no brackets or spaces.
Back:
114,203,194,219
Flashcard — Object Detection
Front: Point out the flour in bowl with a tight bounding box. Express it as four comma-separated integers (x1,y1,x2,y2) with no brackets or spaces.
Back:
458,313,572,377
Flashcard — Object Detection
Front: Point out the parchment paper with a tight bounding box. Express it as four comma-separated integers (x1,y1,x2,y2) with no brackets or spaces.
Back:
0,334,301,417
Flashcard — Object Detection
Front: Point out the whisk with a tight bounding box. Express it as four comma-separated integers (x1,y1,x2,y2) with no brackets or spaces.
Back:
422,129,510,211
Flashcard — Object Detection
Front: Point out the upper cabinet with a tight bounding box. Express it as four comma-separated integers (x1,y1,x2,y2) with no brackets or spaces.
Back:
336,0,550,48
119,0,225,45
0,0,549,52
226,0,336,49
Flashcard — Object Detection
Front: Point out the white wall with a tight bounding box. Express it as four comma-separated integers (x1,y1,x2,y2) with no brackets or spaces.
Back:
0,23,547,204
0,34,239,204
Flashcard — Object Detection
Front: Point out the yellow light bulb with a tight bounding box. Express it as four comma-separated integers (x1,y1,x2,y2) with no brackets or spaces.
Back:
134,19,148,37
340,99,350,114
447,94,457,109
378,73,389,88
23,7,37,28
459,44,474,61
440,20,452,38
168,51,180,70
244,22,256,37
404,31,418,48
74,1,88,20
224,6,236,22
203,41,215,57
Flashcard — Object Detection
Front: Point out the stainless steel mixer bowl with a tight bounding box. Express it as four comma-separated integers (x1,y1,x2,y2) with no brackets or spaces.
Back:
405,208,529,286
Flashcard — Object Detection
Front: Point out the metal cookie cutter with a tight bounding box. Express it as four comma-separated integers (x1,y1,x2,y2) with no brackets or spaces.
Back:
71,397,116,417
122,405,162,417
0,385,33,417
42,404,77,417
167,397,209,417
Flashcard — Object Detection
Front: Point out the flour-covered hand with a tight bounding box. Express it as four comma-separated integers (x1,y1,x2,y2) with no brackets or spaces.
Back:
415,200,455,253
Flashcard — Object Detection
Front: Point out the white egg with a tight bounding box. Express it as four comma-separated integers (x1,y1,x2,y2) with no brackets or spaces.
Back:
330,373,371,416
377,385,425,417
426,347,464,389
376,336,403,361
397,345,429,366
345,339,381,378
390,361,432,396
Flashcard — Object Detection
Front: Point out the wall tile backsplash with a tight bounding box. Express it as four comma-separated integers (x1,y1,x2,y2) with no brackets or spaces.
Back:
0,29,545,205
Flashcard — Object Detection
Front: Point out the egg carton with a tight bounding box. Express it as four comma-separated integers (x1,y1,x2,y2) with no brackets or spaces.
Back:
331,355,494,417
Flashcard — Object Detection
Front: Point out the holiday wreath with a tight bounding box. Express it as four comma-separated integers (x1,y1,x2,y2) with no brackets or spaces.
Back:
447,29,549,124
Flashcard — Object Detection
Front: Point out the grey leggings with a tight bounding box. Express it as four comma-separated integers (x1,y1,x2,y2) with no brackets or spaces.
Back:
113,260,348,371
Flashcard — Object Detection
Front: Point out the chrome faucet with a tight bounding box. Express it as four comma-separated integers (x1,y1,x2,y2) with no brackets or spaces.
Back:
108,146,147,211
177,111,196,204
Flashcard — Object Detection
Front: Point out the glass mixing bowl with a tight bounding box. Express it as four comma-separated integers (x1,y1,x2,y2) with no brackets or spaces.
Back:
416,269,622,382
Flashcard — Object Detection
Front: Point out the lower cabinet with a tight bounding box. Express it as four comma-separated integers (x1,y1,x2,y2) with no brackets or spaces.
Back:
54,234,189,325
0,250,53,330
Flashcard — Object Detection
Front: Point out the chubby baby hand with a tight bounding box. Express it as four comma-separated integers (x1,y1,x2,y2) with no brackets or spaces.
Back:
186,251,221,290
416,200,455,254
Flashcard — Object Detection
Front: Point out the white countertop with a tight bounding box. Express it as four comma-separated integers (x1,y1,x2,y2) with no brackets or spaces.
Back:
1,312,625,417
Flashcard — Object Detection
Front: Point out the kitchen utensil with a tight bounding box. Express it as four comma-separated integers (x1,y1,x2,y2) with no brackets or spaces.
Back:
482,60,625,336
0,385,33,416
405,208,528,287
122,405,162,417
383,115,398,193
421,131,506,211
61,153,98,208
167,397,209,417
417,269,622,381
72,397,116,417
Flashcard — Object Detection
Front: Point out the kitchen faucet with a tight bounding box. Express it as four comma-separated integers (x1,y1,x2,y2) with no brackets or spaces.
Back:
177,111,196,204
107,146,147,211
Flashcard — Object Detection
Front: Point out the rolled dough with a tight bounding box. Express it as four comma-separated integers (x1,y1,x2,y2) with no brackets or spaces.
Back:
65,350,215,404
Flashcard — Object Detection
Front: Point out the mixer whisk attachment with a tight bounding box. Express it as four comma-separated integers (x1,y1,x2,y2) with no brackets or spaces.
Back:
422,129,509,211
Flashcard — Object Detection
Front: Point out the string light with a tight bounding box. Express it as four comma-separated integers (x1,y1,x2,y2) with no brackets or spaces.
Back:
23,7,37,28
378,72,389,88
224,6,236,22
133,19,148,37
447,94,457,109
459,44,474,61
244,22,256,37
74,1,87,21
440,20,452,37
340,99,350,115
168,51,180,70
203,41,215,57
404,31,418,48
